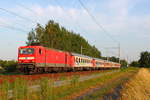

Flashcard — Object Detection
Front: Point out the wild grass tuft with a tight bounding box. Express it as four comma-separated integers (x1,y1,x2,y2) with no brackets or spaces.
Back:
12,78,28,100
0,80,9,100
39,77,54,100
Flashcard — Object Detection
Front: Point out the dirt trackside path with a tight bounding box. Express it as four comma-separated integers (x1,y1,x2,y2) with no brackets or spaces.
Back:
71,68,138,100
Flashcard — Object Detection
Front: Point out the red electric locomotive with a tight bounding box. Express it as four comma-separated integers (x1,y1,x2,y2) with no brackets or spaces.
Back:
18,46,120,74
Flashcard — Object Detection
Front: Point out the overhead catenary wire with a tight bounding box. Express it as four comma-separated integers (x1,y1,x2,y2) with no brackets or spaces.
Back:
0,18,31,30
78,0,119,44
0,7,37,24
16,3,41,23
0,7,40,34
78,0,122,63
53,0,89,34
0,24,28,33
16,3,40,16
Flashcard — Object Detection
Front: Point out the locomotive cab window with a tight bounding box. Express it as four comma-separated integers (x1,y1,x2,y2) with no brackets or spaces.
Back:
20,48,34,54
39,49,42,54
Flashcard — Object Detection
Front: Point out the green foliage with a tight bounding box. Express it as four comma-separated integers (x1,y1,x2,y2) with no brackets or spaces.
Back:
138,51,150,67
129,51,150,68
130,61,139,67
101,56,119,63
26,29,36,46
26,20,101,58
0,60,18,72
109,56,119,62
120,59,128,68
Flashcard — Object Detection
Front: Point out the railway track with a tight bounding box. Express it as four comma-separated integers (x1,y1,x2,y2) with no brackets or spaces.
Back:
0,69,116,83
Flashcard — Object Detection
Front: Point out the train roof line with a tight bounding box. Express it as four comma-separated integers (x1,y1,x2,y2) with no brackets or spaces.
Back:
71,53,93,59
19,45,120,64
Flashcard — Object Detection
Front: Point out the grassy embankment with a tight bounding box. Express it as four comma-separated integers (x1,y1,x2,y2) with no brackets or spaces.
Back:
71,67,138,100
0,68,138,100
120,68,150,100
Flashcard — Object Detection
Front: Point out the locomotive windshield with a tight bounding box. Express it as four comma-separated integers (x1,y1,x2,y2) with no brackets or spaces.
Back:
20,48,34,54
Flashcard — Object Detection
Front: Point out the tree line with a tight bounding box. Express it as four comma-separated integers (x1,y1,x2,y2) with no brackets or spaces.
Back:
26,20,101,58
26,20,129,67
130,51,150,67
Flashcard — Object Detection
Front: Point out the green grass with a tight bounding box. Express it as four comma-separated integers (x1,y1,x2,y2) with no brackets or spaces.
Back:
0,67,138,100
81,72,136,100
49,67,138,100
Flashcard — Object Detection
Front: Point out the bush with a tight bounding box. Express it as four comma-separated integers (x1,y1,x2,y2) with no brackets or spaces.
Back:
0,60,18,72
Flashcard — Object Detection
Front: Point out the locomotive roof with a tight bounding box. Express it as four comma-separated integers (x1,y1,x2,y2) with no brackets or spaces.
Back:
19,46,65,52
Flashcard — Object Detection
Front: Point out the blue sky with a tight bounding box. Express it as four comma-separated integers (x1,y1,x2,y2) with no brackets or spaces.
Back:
0,0,150,62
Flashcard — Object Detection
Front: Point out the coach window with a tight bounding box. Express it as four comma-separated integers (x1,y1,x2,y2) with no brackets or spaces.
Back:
39,49,42,55
76,58,78,63
79,58,81,63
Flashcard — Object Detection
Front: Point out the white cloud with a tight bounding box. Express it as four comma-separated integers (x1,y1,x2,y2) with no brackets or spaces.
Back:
1,0,150,61
7,2,150,36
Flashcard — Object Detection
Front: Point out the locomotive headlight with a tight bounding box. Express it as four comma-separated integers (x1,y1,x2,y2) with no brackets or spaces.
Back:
19,57,26,60
19,57,35,60
27,57,35,60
